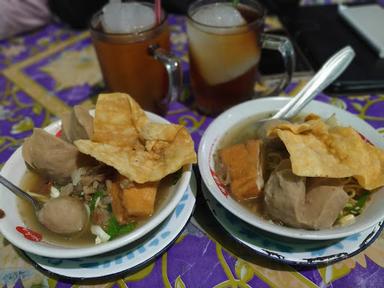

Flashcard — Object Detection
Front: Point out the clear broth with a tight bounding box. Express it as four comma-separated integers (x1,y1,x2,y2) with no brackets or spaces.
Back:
18,170,173,247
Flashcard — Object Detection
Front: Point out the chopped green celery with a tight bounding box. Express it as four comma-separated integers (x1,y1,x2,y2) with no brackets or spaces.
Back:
355,191,369,208
89,189,105,212
344,191,369,216
106,216,120,238
106,216,135,240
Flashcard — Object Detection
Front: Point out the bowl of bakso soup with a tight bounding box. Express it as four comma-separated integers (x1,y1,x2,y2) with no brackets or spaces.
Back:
198,97,384,240
0,93,197,258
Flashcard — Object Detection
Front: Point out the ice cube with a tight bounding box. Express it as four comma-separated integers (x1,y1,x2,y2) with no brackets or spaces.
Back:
102,1,155,34
191,3,246,27
187,16,260,85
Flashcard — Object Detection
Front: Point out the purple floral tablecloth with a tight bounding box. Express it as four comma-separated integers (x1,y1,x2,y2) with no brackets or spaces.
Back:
0,15,384,288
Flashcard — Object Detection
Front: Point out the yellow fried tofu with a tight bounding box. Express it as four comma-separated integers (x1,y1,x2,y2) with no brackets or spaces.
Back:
107,181,126,224
122,182,158,217
219,139,264,201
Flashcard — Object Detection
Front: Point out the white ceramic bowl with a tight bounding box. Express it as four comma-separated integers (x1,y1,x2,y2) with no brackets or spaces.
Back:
198,97,384,240
0,112,192,258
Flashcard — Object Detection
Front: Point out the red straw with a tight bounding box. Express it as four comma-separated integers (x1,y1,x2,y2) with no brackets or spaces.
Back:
155,0,161,24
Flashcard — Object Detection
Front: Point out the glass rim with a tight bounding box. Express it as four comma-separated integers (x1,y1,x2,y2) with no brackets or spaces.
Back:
187,0,265,29
89,2,168,37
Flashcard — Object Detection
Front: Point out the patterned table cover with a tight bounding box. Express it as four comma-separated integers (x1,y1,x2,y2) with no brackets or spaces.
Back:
0,15,384,288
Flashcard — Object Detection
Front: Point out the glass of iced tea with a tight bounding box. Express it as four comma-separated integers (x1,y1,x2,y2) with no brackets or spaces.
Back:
90,1,182,115
187,0,295,115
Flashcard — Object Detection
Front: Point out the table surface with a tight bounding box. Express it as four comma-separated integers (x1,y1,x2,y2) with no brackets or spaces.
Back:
0,14,384,288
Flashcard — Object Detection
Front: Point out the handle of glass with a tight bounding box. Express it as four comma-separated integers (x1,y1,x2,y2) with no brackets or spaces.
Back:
260,34,295,96
148,44,183,111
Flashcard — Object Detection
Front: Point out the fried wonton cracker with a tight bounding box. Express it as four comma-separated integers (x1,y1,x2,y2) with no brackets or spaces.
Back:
267,117,384,190
92,92,148,147
74,93,196,183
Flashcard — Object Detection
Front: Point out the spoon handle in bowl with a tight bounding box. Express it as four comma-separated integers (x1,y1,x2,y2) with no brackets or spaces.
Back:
272,46,355,120
0,174,40,210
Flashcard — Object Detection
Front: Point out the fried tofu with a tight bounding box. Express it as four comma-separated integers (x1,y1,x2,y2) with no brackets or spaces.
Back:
219,139,264,201
122,182,158,218
107,178,159,223
107,181,126,224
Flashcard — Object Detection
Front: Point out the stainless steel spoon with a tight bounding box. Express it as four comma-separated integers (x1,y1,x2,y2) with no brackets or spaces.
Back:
256,46,355,136
0,174,42,211
0,174,88,234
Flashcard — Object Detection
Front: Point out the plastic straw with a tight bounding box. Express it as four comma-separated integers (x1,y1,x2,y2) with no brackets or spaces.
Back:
155,0,161,24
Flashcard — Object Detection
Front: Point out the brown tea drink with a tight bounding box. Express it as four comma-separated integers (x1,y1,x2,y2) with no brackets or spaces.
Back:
90,2,172,114
187,0,264,115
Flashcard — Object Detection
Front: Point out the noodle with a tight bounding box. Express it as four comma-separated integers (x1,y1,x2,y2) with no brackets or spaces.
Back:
344,177,365,198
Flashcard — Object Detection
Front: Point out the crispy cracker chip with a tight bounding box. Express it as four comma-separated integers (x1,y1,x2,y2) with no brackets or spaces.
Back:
75,93,196,183
92,92,148,147
268,118,384,190
139,122,179,141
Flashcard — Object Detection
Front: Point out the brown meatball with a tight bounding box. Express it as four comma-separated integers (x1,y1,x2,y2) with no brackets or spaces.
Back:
38,196,88,234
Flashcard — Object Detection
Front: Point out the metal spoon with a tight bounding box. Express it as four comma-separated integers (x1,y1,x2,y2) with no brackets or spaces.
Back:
0,174,88,235
0,174,43,211
256,46,355,136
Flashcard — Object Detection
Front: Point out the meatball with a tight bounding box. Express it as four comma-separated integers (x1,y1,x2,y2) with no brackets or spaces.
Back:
38,196,88,234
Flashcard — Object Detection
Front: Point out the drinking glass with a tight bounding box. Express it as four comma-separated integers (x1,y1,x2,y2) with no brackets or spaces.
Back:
90,2,182,114
187,0,295,115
